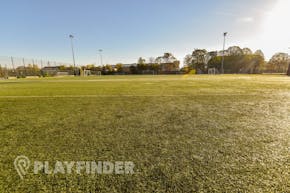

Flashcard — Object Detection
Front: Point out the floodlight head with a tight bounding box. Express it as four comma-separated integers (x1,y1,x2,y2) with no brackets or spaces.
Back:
69,35,74,38
224,32,228,36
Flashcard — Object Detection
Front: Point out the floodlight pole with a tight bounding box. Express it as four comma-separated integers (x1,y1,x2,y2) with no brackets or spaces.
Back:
10,56,15,72
221,32,227,74
69,34,76,76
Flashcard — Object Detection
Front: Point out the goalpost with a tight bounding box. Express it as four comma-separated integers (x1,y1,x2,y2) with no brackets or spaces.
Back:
83,70,102,76
95,71,102,76
208,68,218,75
83,70,91,77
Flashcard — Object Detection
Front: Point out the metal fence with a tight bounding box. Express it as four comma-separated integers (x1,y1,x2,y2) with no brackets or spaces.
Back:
0,56,73,78
0,56,72,69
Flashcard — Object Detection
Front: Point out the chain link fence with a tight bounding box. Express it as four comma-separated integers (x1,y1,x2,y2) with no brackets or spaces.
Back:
0,56,73,78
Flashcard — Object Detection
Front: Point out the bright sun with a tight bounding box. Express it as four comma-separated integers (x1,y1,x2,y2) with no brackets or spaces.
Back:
261,0,290,49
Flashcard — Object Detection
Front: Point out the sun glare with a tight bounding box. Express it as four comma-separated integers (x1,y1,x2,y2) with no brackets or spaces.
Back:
261,0,290,49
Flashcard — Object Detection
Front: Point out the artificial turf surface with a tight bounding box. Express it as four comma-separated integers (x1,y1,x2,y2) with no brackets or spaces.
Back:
0,75,289,192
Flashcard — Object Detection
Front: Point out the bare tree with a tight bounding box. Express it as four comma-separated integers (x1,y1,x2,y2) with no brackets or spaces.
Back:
183,54,193,67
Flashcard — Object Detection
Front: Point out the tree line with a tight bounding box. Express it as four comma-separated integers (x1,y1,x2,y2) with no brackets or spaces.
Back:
183,46,289,74
0,47,289,78
82,53,180,75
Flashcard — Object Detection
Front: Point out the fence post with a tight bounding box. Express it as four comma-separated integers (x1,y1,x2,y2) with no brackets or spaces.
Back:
5,64,8,79
22,58,26,77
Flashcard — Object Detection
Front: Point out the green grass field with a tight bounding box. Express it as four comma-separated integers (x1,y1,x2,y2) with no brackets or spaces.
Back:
0,75,289,192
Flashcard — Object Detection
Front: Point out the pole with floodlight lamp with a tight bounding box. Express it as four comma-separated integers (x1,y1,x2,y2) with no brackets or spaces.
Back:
221,32,228,74
69,34,76,76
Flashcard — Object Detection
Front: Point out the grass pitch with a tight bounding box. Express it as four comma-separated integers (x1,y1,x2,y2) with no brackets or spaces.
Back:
0,75,289,192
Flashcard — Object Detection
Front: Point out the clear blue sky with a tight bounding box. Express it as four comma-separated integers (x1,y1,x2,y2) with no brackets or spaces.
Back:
0,0,288,66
